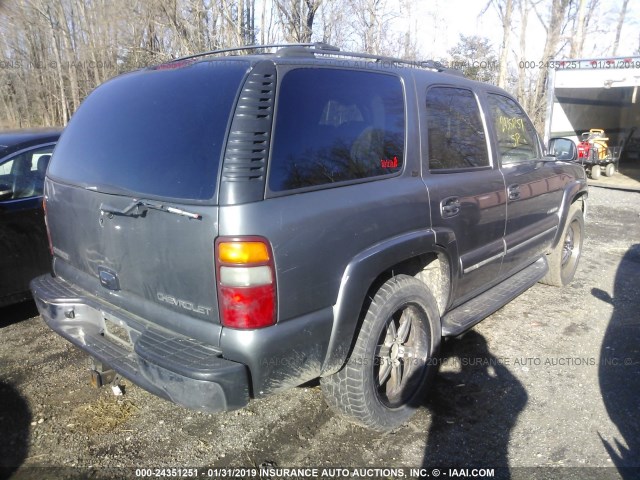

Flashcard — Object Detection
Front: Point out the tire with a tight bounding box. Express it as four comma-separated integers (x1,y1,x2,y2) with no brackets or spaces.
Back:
320,275,441,431
590,165,601,180
540,203,584,287
605,163,615,177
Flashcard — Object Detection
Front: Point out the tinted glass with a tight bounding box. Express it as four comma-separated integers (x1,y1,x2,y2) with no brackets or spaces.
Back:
269,69,405,191
49,61,249,200
487,93,539,164
0,158,12,175
425,87,489,170
0,145,54,199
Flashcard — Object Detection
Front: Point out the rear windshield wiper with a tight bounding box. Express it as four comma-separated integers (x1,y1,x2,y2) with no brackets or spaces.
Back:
100,199,202,220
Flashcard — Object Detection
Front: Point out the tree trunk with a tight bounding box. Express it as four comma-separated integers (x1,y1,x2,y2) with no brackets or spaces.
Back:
612,0,629,56
530,0,570,131
570,0,587,58
517,0,528,105
57,2,80,113
497,0,513,88
260,0,266,44
42,4,70,124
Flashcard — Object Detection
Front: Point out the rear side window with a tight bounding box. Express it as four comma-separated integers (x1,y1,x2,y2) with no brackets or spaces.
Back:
0,158,11,175
49,61,249,201
425,87,489,170
0,145,54,199
269,69,405,192
487,93,539,164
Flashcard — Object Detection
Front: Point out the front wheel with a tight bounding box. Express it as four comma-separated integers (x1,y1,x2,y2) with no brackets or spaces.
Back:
320,275,441,431
540,203,584,287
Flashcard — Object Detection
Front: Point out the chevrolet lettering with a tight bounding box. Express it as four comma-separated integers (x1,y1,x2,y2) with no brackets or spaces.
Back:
157,292,213,316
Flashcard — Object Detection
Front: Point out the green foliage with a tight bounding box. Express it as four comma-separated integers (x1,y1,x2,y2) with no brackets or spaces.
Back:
448,35,499,84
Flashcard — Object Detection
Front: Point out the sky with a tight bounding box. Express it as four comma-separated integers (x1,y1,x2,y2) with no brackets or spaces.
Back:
409,0,640,61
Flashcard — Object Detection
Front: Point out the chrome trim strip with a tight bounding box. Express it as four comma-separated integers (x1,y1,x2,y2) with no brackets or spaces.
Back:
463,242,506,274
507,226,558,254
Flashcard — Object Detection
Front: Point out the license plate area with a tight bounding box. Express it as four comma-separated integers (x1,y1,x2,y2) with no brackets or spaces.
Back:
102,314,134,351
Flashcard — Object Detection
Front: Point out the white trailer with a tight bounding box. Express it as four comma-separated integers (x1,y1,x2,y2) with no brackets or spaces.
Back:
544,56,640,172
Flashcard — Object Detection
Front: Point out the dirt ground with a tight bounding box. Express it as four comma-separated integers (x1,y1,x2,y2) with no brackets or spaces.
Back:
1,185,639,480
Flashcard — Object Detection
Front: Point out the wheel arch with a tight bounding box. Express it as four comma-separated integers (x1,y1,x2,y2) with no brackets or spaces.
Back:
321,229,452,376
550,180,588,251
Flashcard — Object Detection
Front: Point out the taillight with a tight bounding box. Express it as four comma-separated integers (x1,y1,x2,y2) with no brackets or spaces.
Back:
43,196,53,255
215,237,276,329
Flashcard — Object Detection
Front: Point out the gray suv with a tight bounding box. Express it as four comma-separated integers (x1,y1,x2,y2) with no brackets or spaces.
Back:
31,43,587,431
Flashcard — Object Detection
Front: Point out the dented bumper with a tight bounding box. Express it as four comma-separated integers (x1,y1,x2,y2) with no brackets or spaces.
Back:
30,274,250,412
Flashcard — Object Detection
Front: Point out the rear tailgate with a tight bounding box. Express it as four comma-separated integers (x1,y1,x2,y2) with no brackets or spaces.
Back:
46,180,220,339
45,59,250,342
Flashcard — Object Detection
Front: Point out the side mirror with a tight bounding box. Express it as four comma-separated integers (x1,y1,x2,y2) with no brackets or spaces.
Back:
0,183,12,201
548,138,577,161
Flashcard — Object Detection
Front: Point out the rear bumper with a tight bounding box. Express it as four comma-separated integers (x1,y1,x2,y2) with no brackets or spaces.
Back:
30,274,249,412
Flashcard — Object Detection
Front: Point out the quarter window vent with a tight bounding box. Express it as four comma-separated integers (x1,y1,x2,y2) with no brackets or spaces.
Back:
220,62,277,205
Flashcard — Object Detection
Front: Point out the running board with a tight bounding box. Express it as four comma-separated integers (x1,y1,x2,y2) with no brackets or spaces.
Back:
441,257,548,337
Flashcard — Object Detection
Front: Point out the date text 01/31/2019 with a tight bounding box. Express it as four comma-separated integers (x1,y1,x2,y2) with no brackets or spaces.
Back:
519,59,640,70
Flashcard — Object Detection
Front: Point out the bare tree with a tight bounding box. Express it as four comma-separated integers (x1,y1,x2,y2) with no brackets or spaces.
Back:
516,0,530,105
529,0,571,130
482,0,514,88
612,0,630,56
3,0,637,130
570,0,587,57
399,0,419,60
274,0,322,43
260,0,279,44
569,0,600,58
318,0,349,47
347,0,397,55
0,0,263,127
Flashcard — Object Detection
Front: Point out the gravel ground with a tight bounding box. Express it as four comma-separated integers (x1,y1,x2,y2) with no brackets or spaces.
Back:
1,185,639,480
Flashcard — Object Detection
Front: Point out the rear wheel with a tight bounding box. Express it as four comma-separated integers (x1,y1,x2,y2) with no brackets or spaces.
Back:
590,165,601,180
540,203,584,287
320,275,441,431
605,163,615,177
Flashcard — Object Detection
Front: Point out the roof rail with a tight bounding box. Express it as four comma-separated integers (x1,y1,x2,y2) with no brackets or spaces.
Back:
169,42,340,63
169,43,463,76
305,49,463,76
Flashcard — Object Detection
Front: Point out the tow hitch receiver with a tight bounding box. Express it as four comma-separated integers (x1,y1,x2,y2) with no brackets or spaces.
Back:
89,359,116,388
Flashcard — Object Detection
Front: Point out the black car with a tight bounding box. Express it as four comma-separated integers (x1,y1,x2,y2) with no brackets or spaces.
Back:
0,129,62,307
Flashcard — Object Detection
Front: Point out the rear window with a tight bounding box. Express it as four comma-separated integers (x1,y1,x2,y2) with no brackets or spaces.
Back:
425,87,489,170
49,61,249,201
268,69,405,192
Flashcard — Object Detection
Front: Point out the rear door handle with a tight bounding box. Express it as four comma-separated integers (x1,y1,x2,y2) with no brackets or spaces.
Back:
441,196,461,218
508,184,521,200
